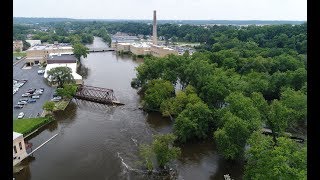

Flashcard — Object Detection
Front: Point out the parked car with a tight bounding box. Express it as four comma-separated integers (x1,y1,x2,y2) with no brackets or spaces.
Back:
14,105,23,109
17,112,24,119
39,88,44,91
38,70,45,74
17,101,27,105
19,98,29,101
22,93,31,97
27,99,36,103
54,96,62,100
51,96,62,101
26,88,36,93
34,89,43,95
13,89,17,95
16,57,22,60
32,95,40,99
51,98,60,102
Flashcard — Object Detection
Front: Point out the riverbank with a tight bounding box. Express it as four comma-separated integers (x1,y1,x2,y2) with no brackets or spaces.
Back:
13,117,53,136
53,99,71,111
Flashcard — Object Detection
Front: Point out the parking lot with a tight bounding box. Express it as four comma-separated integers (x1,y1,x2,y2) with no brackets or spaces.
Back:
13,59,55,120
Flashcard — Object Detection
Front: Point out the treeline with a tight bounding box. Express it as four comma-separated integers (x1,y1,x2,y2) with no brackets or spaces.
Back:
132,25,306,179
14,21,306,54
107,22,306,54
13,21,112,45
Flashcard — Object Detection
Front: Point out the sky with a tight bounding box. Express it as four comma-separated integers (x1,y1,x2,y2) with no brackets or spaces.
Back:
13,0,307,20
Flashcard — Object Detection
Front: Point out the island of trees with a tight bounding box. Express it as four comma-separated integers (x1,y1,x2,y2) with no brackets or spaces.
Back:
132,23,306,179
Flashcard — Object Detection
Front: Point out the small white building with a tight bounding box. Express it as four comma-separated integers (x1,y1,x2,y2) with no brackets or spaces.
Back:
26,40,42,47
43,54,83,85
44,63,83,85
13,132,28,166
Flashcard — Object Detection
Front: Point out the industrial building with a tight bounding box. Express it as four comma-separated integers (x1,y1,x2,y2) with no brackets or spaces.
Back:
25,43,73,66
113,10,178,58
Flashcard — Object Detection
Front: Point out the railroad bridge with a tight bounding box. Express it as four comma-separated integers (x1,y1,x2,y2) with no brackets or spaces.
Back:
74,84,124,105
87,47,115,52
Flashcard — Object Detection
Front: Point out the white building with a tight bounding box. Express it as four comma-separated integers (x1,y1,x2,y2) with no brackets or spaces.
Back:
26,40,42,47
13,132,28,166
44,63,82,85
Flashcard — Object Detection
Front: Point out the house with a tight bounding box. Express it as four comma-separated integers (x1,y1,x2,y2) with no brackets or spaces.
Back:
13,132,28,166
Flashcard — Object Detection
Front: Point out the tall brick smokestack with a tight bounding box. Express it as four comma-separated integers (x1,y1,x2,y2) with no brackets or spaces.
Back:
153,10,157,45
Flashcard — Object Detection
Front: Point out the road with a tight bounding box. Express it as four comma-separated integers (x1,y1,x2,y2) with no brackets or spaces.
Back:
13,59,55,120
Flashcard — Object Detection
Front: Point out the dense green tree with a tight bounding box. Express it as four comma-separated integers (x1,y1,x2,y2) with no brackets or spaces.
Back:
214,112,250,159
174,101,213,142
43,101,55,113
139,134,181,170
56,83,78,99
160,85,202,117
47,67,75,88
244,131,307,180
267,100,293,145
143,79,174,110
242,72,270,95
72,43,89,62
280,88,307,125
222,92,261,131
135,57,165,86
139,144,155,171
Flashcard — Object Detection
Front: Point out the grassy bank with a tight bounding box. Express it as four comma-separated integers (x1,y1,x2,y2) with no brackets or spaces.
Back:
53,99,70,111
13,117,53,136
13,52,27,57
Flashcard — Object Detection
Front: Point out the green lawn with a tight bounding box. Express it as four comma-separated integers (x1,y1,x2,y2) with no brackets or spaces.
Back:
13,117,52,136
13,52,27,57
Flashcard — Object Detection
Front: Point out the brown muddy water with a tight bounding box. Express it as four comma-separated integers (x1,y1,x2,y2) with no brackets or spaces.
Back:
13,37,244,180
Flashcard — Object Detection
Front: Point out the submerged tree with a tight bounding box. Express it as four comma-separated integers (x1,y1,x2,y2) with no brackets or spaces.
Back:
143,79,174,110
174,101,213,143
244,131,307,180
139,134,181,170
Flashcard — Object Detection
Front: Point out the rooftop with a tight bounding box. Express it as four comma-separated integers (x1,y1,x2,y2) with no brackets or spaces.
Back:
13,131,23,140
131,42,151,48
27,44,73,51
117,43,132,46
50,54,77,61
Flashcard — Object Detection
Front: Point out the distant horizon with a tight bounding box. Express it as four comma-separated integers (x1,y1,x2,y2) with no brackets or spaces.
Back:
13,17,306,22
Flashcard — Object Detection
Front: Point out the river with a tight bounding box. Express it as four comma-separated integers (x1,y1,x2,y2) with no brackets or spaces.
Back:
14,37,244,180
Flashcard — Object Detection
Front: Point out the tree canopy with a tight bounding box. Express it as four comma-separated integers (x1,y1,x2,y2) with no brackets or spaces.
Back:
139,134,181,170
72,43,89,62
244,131,306,180
43,101,55,113
47,66,75,88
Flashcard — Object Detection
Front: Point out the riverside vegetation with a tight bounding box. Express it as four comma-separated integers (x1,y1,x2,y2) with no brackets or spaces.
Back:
133,23,307,179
